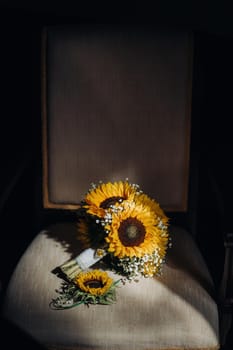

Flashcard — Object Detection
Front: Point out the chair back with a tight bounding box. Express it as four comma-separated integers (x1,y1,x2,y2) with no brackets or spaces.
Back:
42,25,193,213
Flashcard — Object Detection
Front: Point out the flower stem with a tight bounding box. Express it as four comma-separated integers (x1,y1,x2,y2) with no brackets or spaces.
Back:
59,259,83,281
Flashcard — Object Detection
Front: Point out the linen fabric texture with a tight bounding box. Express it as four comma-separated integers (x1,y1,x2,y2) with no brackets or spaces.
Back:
3,224,219,350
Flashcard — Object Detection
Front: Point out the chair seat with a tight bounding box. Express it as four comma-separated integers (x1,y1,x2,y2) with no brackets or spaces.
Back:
3,224,220,350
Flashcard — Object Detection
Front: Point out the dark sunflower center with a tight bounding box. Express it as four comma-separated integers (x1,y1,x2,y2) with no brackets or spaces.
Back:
100,196,124,209
84,279,104,289
118,217,146,247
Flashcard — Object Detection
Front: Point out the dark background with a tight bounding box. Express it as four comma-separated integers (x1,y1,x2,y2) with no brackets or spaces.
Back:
0,2,233,348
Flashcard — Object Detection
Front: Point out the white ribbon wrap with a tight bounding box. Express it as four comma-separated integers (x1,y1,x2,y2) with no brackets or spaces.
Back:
59,248,107,280
75,248,106,270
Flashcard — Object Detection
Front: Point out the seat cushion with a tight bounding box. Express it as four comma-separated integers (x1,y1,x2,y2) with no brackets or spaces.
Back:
2,224,220,350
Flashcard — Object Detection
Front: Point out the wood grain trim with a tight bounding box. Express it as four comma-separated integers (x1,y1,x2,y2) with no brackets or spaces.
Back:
182,32,194,212
41,27,49,209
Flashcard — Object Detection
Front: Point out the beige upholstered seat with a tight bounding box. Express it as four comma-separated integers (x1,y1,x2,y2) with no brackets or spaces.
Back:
2,224,218,350
2,26,221,350
3,224,219,350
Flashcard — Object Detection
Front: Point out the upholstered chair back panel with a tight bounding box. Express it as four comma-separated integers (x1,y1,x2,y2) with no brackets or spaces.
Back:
42,27,192,211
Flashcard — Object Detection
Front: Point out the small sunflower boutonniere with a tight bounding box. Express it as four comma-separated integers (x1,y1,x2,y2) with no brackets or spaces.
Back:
51,270,120,309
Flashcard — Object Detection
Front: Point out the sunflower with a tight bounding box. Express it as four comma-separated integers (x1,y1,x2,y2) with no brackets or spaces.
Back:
76,216,106,249
74,270,114,296
105,201,169,259
76,219,90,249
134,193,169,226
50,270,120,309
83,180,139,217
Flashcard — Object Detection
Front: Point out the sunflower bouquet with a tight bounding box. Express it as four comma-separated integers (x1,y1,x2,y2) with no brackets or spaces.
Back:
51,180,170,309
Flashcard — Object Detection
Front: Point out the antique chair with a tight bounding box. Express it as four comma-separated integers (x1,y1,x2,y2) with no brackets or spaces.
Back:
2,25,225,350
